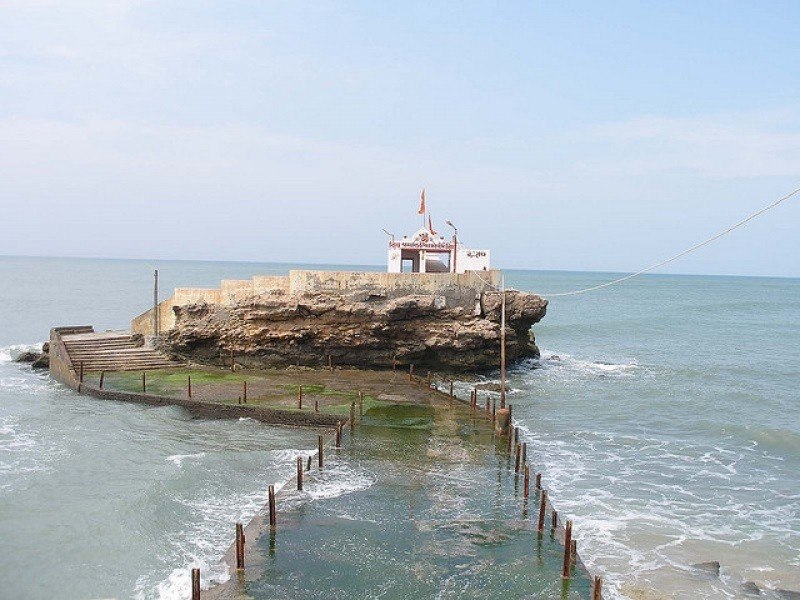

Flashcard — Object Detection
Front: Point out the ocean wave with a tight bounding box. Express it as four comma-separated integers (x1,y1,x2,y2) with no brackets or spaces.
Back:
521,350,646,380
0,343,43,364
166,453,207,468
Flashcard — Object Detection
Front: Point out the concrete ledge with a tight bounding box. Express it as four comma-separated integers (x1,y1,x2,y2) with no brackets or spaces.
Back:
78,384,344,428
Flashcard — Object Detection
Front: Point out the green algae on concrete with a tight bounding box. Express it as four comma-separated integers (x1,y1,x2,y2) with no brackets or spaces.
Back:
208,402,592,600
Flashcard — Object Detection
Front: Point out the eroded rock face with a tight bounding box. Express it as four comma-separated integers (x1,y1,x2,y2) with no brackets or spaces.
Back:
162,290,547,372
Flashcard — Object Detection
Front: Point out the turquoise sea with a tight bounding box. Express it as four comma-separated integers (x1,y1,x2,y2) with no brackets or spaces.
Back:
0,256,797,599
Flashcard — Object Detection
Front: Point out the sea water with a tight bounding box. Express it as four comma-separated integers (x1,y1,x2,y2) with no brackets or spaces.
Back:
0,256,797,599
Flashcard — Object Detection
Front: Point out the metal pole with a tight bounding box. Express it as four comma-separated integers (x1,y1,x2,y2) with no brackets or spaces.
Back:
153,269,159,337
500,275,506,408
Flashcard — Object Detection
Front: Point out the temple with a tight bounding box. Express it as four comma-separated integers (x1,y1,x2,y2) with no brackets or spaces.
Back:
387,227,490,274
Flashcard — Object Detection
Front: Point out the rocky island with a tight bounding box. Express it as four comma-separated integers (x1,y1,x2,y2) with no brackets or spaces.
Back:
161,285,547,372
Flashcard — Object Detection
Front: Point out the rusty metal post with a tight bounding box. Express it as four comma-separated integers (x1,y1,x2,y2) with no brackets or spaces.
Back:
514,443,521,473
236,522,245,570
521,442,527,465
359,391,364,416
552,509,558,529
485,398,490,414
142,371,146,393
571,539,577,564
492,398,496,426
314,399,319,413
243,380,247,404
592,576,603,600
523,464,530,499
350,401,355,431
335,424,341,447
537,490,548,532
79,361,84,383
562,520,573,579
188,375,192,398
298,385,302,409
191,568,200,600
99,370,105,390
306,456,312,471
535,472,542,491
297,456,303,491
318,435,323,468
268,485,276,529
449,380,454,397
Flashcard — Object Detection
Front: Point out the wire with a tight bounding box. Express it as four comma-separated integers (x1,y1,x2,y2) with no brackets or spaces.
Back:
534,185,800,297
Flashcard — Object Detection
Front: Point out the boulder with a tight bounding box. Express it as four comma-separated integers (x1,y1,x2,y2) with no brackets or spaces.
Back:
691,561,720,577
31,354,50,370
14,351,38,363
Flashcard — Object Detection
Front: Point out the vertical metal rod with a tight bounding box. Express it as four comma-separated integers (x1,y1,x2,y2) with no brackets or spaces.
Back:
188,375,192,398
359,391,364,415
500,275,506,408
349,401,355,431
562,520,573,579
392,355,397,371
268,485,276,529
296,456,303,491
571,539,577,564
298,385,303,409
235,522,245,570
449,381,454,397
314,399,319,413
153,269,159,337
535,472,542,491
492,398,496,426
552,509,558,529
592,576,603,600
537,490,548,532
522,442,527,465
318,435,324,468
230,348,235,372
191,568,200,600
523,464,530,498
79,361,84,383
99,370,105,390
243,380,247,403
142,371,146,393
514,443,521,473
306,456,312,471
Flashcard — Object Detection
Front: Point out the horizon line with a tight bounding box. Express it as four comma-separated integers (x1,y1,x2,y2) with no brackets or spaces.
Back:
1,253,797,282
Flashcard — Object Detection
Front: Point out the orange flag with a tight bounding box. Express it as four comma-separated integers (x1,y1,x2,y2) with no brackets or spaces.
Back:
428,215,437,235
418,188,426,214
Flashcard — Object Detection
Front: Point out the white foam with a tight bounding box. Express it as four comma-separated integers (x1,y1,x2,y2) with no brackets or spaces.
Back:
166,453,206,467
0,343,43,364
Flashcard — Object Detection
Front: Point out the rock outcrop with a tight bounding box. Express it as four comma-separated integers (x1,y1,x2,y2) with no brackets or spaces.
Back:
14,343,50,370
163,289,547,372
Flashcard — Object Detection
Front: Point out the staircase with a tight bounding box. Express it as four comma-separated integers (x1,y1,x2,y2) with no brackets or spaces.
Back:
62,331,177,372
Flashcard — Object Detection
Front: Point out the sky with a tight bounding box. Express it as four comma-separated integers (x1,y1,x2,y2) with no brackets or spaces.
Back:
1,1,799,277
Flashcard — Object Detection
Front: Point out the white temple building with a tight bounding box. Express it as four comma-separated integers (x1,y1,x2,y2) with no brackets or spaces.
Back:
387,227,490,274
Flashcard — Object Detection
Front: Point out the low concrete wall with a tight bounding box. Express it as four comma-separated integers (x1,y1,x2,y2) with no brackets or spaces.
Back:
49,326,94,389
49,324,344,428
131,269,500,336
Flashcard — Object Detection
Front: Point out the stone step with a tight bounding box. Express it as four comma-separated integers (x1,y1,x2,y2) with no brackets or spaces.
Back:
63,330,177,374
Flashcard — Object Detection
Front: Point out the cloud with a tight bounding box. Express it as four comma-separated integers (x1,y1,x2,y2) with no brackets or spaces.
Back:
572,109,800,179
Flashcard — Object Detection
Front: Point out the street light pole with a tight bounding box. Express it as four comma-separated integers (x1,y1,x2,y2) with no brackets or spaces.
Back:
446,220,458,273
